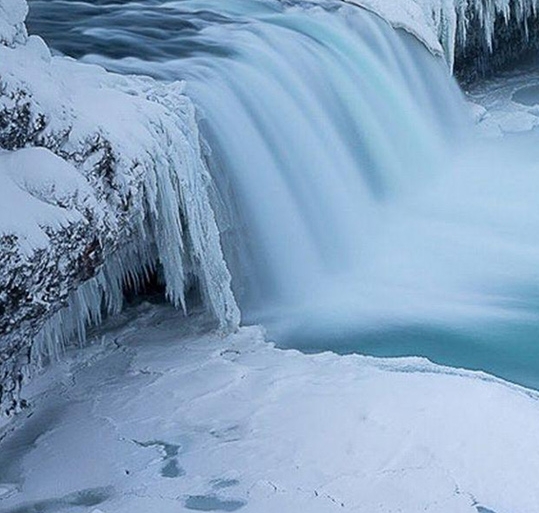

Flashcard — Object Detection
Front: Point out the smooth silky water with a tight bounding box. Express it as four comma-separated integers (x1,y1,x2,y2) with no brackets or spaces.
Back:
27,0,539,388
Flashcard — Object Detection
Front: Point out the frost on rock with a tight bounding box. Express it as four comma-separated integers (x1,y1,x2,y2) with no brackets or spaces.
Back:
0,0,239,414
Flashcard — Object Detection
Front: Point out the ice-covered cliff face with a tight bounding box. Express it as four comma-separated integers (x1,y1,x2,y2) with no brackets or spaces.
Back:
0,0,239,414
342,0,539,79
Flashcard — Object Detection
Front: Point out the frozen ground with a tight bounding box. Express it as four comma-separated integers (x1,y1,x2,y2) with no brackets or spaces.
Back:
1,303,539,513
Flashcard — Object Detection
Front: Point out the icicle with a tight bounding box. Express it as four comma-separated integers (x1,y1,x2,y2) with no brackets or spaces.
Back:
32,238,157,364
438,0,458,72
31,89,240,366
145,85,241,330
420,0,539,69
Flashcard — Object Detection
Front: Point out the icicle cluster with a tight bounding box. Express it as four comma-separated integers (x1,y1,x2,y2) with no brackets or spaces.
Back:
425,0,539,71
341,0,539,72
457,0,539,50
33,241,155,363
32,82,241,366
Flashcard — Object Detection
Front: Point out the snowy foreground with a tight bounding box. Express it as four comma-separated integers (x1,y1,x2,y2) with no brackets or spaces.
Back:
1,304,539,513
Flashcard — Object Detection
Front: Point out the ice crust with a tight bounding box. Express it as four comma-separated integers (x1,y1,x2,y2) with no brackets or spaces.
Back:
2,305,539,513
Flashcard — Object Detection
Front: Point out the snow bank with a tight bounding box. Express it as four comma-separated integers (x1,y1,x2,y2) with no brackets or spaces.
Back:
0,148,99,255
0,0,239,413
2,305,539,513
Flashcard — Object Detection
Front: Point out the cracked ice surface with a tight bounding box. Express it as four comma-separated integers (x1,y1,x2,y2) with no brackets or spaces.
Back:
1,304,539,512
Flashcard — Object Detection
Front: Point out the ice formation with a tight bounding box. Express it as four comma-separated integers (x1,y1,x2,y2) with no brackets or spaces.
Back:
0,0,239,412
342,0,539,72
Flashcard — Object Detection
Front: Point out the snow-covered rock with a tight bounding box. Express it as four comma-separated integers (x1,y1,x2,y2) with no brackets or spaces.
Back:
0,148,99,255
0,0,239,414
0,0,27,46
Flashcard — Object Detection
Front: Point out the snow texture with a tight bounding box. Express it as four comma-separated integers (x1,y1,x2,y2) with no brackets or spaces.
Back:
0,0,239,413
2,304,539,513
466,66,539,135
0,0,27,46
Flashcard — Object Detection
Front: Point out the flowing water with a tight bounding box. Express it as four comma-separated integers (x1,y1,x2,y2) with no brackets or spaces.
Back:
27,0,539,388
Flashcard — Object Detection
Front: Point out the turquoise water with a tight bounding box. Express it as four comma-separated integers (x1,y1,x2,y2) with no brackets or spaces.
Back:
281,320,539,389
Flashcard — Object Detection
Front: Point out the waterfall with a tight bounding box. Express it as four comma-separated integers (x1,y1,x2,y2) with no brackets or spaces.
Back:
26,0,539,386
168,3,468,312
